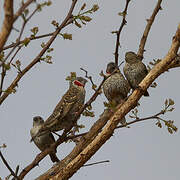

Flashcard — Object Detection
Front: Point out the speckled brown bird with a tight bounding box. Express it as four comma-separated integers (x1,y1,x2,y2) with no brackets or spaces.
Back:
103,62,130,124
30,116,59,163
35,77,87,138
123,51,149,96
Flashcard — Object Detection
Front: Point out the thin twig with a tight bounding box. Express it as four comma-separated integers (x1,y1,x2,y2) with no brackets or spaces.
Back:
4,6,39,63
116,110,165,129
137,0,162,59
3,33,54,50
0,65,6,96
114,0,131,65
0,150,19,180
13,0,35,22
9,46,22,64
80,67,97,91
83,160,110,167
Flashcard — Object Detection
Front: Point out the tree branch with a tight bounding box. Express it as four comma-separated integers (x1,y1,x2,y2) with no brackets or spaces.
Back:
0,150,19,180
13,0,35,22
137,0,162,59
0,0,14,52
114,0,131,65
3,32,54,50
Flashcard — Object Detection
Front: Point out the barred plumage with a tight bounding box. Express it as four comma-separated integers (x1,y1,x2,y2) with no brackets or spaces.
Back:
123,51,149,96
103,62,130,125
30,116,59,163
36,77,87,137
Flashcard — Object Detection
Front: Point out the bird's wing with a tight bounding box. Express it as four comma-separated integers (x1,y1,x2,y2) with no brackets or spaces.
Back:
45,88,79,125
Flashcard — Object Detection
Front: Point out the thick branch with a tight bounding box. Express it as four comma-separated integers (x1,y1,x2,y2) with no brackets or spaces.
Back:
137,0,162,59
0,0,77,106
0,0,14,52
37,24,180,180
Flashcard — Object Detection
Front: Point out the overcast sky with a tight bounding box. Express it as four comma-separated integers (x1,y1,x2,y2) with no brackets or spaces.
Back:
0,0,180,179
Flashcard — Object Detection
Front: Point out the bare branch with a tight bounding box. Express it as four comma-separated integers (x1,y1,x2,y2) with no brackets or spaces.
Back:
3,32,54,50
80,67,97,91
0,0,14,52
0,150,19,180
114,0,131,65
0,65,6,96
137,0,162,59
4,6,39,63
83,160,110,167
13,0,35,22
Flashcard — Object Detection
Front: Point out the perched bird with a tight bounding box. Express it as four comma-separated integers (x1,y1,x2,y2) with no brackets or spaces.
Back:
123,51,149,96
103,62,130,124
103,62,130,104
30,116,59,163
36,77,87,138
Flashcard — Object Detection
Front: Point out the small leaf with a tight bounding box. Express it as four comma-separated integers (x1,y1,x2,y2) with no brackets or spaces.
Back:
156,121,162,128
111,31,118,34
169,98,174,106
91,4,99,12
167,127,173,134
168,107,175,112
118,12,124,16
30,27,39,35
62,33,72,40
92,84,97,90
80,3,86,11
87,105,92,110
81,16,92,22
51,20,59,27
4,63,11,70
74,20,82,28
23,37,30,46
165,99,168,107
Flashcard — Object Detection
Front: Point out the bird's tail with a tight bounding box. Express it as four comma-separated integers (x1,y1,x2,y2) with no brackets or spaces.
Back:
49,153,59,163
144,90,149,97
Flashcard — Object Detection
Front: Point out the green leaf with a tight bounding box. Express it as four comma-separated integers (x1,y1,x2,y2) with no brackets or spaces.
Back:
165,99,168,107
80,3,86,11
30,27,39,35
62,33,72,40
169,98,174,106
91,4,99,12
81,16,92,22
74,20,82,28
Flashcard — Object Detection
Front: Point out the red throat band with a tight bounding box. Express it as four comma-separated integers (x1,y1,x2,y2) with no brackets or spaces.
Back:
74,80,84,87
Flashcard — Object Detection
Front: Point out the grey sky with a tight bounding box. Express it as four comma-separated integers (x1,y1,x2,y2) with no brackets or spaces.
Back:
0,0,180,179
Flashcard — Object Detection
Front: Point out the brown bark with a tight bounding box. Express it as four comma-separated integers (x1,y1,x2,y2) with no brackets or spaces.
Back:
0,0,14,52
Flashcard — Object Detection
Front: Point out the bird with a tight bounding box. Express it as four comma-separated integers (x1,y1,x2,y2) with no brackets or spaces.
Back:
103,62,130,125
30,116,59,163
123,51,149,96
35,77,87,138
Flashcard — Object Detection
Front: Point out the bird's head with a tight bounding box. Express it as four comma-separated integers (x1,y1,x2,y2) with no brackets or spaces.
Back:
33,116,44,126
72,77,87,88
125,51,138,64
106,62,119,75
